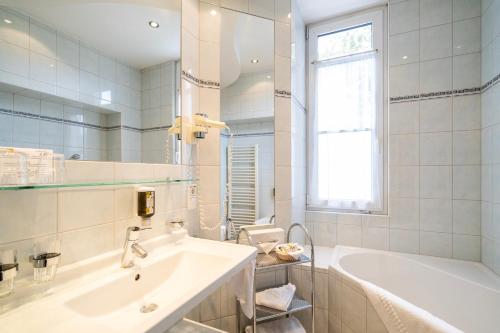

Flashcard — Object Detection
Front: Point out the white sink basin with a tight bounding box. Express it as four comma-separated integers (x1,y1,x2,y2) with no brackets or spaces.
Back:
0,236,256,333
66,251,231,317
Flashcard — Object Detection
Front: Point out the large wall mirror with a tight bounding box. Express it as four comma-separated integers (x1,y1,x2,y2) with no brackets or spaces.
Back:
220,8,275,238
0,0,181,163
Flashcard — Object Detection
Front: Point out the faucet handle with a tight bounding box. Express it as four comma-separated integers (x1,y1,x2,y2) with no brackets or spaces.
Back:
126,226,141,241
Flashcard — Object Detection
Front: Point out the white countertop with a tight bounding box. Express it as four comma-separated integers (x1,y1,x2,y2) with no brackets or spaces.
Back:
0,236,256,333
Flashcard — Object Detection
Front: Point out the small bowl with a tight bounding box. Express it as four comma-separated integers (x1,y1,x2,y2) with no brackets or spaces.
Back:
275,243,304,261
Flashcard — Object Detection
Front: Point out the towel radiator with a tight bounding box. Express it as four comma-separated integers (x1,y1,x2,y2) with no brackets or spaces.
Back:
228,144,259,236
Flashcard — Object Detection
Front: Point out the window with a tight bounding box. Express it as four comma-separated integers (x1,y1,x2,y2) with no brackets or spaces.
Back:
308,9,385,213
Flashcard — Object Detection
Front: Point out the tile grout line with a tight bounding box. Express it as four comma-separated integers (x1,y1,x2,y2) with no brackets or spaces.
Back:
451,0,455,258
417,0,421,256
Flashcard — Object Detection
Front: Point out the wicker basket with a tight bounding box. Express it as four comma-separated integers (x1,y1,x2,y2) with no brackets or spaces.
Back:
275,243,304,261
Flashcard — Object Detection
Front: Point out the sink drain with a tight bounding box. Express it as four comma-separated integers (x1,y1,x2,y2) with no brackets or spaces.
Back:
140,303,158,313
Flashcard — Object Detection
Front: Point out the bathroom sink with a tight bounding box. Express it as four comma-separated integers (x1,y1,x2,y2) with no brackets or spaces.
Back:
66,251,231,317
0,236,256,333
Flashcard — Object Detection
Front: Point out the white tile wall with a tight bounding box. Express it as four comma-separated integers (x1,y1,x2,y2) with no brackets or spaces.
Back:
188,0,296,329
0,7,141,113
221,72,274,122
0,90,110,159
0,6,165,162
481,0,500,275
0,162,192,278
140,61,177,163
419,24,452,61
305,0,482,262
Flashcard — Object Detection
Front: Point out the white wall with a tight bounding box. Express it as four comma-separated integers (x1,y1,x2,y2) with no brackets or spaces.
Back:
0,161,194,281
0,6,182,163
0,6,142,118
140,61,177,163
186,0,293,331
481,0,500,275
0,91,111,160
221,71,274,122
291,0,307,239
306,0,482,261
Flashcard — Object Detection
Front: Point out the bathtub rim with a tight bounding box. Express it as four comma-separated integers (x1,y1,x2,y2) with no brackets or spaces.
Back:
329,245,500,293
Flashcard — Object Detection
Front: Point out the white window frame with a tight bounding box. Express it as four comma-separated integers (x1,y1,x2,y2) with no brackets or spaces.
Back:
307,8,387,214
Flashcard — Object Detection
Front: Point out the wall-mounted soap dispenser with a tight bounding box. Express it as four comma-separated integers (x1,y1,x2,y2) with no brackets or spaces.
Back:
137,187,155,229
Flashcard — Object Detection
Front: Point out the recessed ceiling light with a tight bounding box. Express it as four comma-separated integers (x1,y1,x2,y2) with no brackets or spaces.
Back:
402,55,408,60
210,9,217,16
266,75,271,79
3,19,12,24
250,59,259,64
149,21,160,28
287,13,291,19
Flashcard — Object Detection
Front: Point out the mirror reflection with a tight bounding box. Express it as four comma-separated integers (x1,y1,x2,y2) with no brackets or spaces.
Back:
220,9,275,239
0,0,181,163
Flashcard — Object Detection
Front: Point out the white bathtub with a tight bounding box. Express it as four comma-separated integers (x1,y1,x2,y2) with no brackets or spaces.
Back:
329,246,500,333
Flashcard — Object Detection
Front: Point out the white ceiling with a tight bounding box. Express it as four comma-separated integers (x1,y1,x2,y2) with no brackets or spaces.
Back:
297,0,387,24
221,9,274,87
1,0,181,69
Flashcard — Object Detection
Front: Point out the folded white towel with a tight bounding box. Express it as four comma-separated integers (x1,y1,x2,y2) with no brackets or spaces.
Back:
361,280,463,333
229,259,256,319
245,316,305,333
255,283,296,311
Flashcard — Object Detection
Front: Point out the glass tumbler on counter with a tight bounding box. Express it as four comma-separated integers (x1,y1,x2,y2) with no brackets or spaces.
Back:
31,238,61,283
0,248,18,297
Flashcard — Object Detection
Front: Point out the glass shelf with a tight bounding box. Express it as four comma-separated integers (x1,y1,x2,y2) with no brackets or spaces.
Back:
255,252,311,271
0,178,197,191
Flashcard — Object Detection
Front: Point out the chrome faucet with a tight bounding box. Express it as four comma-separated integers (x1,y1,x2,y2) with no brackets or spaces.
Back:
121,227,148,268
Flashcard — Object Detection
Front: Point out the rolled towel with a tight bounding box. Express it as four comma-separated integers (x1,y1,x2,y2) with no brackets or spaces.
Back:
245,316,306,333
255,216,272,225
255,283,296,311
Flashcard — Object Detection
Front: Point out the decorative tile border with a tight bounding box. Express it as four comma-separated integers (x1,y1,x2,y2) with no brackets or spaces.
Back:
482,72,500,93
0,108,171,133
199,79,220,89
182,72,290,96
181,70,220,89
390,72,500,103
134,125,172,132
275,89,292,98
222,131,274,137
390,87,481,103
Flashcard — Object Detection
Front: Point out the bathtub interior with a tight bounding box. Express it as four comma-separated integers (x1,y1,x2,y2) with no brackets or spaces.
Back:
334,248,500,333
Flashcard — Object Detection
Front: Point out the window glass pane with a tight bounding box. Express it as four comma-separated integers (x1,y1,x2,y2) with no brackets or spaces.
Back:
317,23,372,60
309,11,384,211
318,131,373,201
316,55,375,132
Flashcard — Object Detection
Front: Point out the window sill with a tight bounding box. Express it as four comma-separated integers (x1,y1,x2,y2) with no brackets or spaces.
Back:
306,206,388,216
